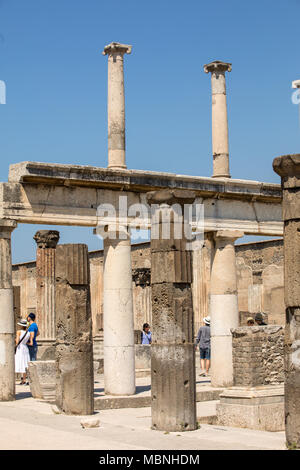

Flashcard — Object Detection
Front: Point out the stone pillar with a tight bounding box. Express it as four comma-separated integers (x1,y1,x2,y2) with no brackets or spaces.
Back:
103,42,132,169
0,219,17,401
147,189,197,432
210,230,243,388
204,61,232,178
273,154,300,448
102,226,135,395
55,244,94,415
34,230,60,357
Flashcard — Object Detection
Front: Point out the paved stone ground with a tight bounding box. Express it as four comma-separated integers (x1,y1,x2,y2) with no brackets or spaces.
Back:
0,383,286,450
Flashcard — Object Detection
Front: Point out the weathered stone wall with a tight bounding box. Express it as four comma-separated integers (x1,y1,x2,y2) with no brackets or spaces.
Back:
232,326,284,386
236,239,284,325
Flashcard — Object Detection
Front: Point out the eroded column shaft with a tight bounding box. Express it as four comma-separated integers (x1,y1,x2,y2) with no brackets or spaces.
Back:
204,61,232,178
210,230,243,388
273,154,300,448
147,189,197,432
103,42,132,169
55,244,94,415
0,220,17,401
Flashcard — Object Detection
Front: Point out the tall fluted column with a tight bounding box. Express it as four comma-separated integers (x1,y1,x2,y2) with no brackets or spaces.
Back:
204,61,232,178
210,230,243,388
101,225,135,395
0,219,17,401
273,154,300,449
103,42,132,169
34,231,60,354
147,189,197,432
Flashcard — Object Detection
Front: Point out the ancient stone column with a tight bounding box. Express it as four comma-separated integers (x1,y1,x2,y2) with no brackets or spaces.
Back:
210,230,243,388
34,230,60,358
103,42,132,169
55,244,94,415
0,219,17,401
102,225,135,395
147,189,197,432
204,61,232,178
273,154,300,448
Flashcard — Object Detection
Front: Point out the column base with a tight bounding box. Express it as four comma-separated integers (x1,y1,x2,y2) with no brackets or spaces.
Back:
107,164,127,170
216,385,284,431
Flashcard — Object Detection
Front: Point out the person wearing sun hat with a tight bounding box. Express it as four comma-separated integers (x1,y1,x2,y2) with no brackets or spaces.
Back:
15,319,30,385
195,316,211,377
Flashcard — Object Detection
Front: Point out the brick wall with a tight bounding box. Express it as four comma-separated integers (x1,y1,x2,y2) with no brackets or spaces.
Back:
232,326,284,386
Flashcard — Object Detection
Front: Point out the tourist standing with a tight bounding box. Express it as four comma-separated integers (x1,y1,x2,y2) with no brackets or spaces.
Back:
141,323,152,344
26,313,39,361
15,319,30,385
195,316,211,376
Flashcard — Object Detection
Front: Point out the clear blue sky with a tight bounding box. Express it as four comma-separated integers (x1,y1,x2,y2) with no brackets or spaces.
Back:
0,0,299,263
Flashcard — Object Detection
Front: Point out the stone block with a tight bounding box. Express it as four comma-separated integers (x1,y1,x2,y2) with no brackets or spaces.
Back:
152,283,193,344
56,244,90,285
216,385,284,431
284,221,300,307
80,418,100,429
135,344,151,369
151,343,196,432
27,360,56,400
151,250,192,284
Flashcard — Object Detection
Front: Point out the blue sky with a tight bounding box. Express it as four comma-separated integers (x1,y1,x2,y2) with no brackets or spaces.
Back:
0,0,299,263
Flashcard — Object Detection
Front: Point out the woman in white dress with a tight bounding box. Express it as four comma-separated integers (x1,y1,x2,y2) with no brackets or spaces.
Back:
15,319,30,385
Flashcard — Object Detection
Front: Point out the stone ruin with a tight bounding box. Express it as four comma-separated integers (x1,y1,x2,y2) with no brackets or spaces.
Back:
0,41,299,448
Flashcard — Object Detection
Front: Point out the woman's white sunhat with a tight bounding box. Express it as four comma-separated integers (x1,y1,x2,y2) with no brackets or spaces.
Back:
17,319,28,327
204,316,210,325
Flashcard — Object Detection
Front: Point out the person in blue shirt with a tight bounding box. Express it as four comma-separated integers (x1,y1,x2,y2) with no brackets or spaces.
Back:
141,323,152,345
26,313,39,361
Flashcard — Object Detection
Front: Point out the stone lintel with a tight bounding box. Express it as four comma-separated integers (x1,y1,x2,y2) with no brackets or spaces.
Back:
34,230,60,249
103,42,132,56
204,60,232,74
8,162,282,203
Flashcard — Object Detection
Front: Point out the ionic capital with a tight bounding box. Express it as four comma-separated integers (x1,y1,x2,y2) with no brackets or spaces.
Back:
102,42,132,56
204,60,232,74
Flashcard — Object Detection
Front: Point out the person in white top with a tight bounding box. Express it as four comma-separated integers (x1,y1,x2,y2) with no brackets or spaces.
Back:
15,319,30,385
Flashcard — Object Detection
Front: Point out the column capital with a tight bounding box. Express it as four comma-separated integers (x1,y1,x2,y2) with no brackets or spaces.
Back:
0,219,17,238
273,154,300,179
215,230,244,242
34,230,60,249
204,60,232,74
102,42,132,56
146,189,196,207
